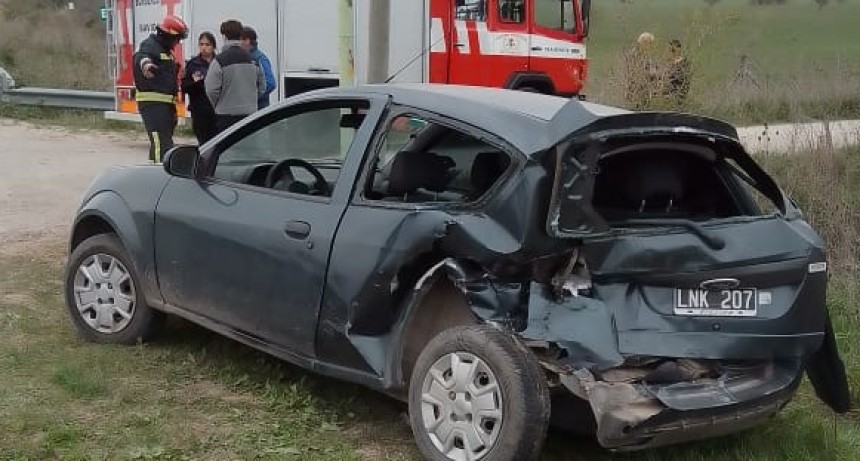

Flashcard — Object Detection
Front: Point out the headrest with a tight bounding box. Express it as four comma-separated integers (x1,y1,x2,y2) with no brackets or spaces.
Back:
340,113,365,129
625,161,684,210
388,150,455,196
470,151,510,194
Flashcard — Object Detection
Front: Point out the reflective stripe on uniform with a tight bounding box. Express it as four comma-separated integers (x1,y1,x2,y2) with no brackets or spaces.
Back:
136,92,176,104
153,132,161,163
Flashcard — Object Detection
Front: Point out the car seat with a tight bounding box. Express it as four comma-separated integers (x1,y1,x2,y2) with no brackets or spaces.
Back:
387,150,456,202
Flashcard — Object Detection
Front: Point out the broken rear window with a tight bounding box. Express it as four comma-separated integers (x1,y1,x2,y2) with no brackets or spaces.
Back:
591,143,780,223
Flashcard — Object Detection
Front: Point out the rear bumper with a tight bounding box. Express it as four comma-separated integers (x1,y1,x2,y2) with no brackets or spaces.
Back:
551,358,803,450
615,372,800,450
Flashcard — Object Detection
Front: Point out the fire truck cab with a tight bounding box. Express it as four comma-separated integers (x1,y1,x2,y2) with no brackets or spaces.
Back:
434,0,591,97
105,0,590,121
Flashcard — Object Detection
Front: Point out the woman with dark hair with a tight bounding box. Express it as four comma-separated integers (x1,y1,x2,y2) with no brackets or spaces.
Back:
182,31,218,144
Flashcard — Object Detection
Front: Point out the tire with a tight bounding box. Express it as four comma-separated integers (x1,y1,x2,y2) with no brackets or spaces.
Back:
517,86,541,93
408,325,551,461
64,233,164,344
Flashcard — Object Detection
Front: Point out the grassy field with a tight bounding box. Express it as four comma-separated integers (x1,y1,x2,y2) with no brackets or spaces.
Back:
0,248,858,460
585,0,860,123
1,145,859,460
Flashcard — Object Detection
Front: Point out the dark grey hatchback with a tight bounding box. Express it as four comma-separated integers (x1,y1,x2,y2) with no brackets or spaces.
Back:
64,84,850,460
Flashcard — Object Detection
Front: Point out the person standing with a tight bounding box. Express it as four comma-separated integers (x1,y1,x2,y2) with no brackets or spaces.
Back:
205,20,265,133
241,26,277,109
623,32,660,111
664,39,692,109
133,14,188,163
182,32,218,145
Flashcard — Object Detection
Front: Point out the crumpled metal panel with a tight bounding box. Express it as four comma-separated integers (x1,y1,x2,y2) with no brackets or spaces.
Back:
520,282,623,369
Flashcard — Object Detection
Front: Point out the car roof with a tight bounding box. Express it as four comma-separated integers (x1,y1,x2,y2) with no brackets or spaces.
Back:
308,83,630,156
299,84,739,157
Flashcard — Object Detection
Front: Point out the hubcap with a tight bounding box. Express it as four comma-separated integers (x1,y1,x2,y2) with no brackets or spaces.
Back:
72,254,136,334
420,352,503,461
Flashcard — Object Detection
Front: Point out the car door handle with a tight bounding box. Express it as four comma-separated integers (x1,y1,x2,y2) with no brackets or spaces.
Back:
284,220,311,239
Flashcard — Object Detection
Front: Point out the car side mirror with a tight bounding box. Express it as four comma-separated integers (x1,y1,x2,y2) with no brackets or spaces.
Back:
163,145,200,179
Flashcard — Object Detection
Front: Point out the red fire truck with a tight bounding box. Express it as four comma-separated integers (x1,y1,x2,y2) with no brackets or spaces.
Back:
105,0,591,120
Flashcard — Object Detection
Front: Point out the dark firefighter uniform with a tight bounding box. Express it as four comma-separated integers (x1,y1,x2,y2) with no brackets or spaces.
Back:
133,29,183,163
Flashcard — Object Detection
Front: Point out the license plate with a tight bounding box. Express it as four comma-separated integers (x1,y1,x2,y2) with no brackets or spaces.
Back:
674,288,758,317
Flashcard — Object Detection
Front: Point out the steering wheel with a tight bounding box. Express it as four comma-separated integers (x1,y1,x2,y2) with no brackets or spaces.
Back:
265,158,331,196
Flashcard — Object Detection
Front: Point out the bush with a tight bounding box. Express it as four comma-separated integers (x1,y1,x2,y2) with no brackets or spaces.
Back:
755,144,860,275
0,1,108,90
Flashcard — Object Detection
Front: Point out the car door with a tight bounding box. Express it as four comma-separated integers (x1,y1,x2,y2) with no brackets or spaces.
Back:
447,0,491,86
154,94,386,357
316,109,519,373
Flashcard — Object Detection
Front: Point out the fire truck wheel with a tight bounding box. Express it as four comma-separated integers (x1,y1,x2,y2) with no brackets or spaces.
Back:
517,86,542,93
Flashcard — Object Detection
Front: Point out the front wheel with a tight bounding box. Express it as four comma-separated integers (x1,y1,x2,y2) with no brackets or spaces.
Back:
408,325,551,461
64,233,164,344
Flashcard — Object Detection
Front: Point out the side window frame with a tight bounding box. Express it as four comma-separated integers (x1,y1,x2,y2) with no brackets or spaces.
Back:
196,97,377,202
719,158,781,217
455,0,488,22
498,0,526,24
533,0,578,34
352,105,522,210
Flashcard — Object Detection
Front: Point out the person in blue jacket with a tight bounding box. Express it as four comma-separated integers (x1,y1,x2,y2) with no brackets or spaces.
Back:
241,26,276,109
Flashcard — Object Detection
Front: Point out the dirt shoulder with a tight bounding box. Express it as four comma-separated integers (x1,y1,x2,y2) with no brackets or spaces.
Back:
0,119,149,256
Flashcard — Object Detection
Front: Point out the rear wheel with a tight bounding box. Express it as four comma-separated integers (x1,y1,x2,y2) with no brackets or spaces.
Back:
408,325,550,461
64,233,164,344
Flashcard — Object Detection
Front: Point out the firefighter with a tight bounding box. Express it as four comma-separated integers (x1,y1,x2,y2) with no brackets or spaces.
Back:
133,14,189,163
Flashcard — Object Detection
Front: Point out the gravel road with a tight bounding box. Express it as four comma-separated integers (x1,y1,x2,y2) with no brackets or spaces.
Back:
0,119,148,255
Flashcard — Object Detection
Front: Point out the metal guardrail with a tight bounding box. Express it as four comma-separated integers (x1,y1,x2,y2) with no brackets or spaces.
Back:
0,66,16,91
0,87,114,111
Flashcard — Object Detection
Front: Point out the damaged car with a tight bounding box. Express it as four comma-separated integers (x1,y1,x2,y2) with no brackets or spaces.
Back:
64,84,850,460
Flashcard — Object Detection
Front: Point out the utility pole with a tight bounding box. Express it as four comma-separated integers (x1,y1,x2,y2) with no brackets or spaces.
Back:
338,0,355,87
366,0,390,84
338,0,356,153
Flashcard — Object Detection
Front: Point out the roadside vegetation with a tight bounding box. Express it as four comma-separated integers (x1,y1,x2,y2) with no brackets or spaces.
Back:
0,0,108,90
0,103,139,132
588,0,860,124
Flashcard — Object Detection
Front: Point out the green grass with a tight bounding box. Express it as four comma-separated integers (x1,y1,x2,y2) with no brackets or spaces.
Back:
0,103,196,137
585,0,860,123
588,0,860,88
0,103,140,132
1,242,858,460
0,247,417,460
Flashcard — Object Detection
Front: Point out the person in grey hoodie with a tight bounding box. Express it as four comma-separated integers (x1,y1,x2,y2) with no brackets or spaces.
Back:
205,20,265,133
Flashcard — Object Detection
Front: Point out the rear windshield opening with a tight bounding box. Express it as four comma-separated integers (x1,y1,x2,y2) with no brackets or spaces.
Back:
592,146,747,222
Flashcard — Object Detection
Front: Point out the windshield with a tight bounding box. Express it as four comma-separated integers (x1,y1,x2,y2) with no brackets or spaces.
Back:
534,0,577,34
